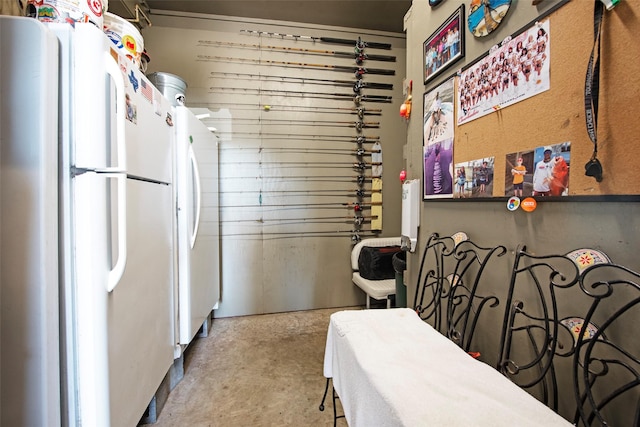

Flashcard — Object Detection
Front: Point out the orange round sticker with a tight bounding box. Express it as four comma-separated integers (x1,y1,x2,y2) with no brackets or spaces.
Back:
521,197,537,212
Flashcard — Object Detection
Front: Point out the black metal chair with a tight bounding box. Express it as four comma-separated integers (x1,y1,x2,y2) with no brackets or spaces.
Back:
413,232,507,355
498,245,639,426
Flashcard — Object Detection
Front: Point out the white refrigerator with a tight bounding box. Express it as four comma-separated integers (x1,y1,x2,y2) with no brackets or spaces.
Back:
174,107,220,346
1,17,175,427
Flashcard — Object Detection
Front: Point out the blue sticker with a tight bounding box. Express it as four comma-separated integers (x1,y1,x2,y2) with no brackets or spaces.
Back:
129,70,139,92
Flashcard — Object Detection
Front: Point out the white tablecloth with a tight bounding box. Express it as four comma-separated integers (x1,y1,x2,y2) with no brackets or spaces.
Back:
323,308,573,427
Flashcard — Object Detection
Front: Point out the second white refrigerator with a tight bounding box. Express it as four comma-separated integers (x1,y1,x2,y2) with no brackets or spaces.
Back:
62,20,176,427
174,107,220,345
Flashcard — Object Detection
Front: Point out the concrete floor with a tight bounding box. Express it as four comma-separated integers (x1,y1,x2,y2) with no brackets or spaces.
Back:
148,307,352,427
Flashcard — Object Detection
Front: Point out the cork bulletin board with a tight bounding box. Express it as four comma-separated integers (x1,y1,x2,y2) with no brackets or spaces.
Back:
450,0,640,198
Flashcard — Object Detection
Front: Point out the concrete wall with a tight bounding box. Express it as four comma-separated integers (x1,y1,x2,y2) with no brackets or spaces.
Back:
141,11,407,317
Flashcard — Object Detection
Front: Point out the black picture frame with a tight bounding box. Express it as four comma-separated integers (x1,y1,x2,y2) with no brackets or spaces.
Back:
423,5,465,85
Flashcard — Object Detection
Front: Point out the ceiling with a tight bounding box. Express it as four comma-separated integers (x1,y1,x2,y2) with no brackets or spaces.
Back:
136,0,412,33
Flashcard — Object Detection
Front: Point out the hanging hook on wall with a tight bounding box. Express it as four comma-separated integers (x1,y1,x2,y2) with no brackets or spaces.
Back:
125,3,153,28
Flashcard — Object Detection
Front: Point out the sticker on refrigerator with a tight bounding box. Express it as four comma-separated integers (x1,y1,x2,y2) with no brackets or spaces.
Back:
125,94,137,124
154,87,162,116
140,78,153,104
128,70,139,92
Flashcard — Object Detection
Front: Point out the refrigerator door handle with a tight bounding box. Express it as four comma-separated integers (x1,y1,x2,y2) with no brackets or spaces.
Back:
189,145,202,249
104,51,127,171
104,52,128,292
107,172,128,292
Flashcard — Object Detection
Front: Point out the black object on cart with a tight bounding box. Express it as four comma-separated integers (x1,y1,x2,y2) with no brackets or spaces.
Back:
392,250,407,308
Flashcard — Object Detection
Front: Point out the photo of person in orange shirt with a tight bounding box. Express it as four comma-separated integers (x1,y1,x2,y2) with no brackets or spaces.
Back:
511,157,526,197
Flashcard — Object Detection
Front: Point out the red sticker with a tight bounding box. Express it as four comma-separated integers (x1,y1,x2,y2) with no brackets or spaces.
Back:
87,0,103,17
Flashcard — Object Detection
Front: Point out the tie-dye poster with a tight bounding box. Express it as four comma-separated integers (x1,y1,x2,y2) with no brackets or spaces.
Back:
423,77,455,199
